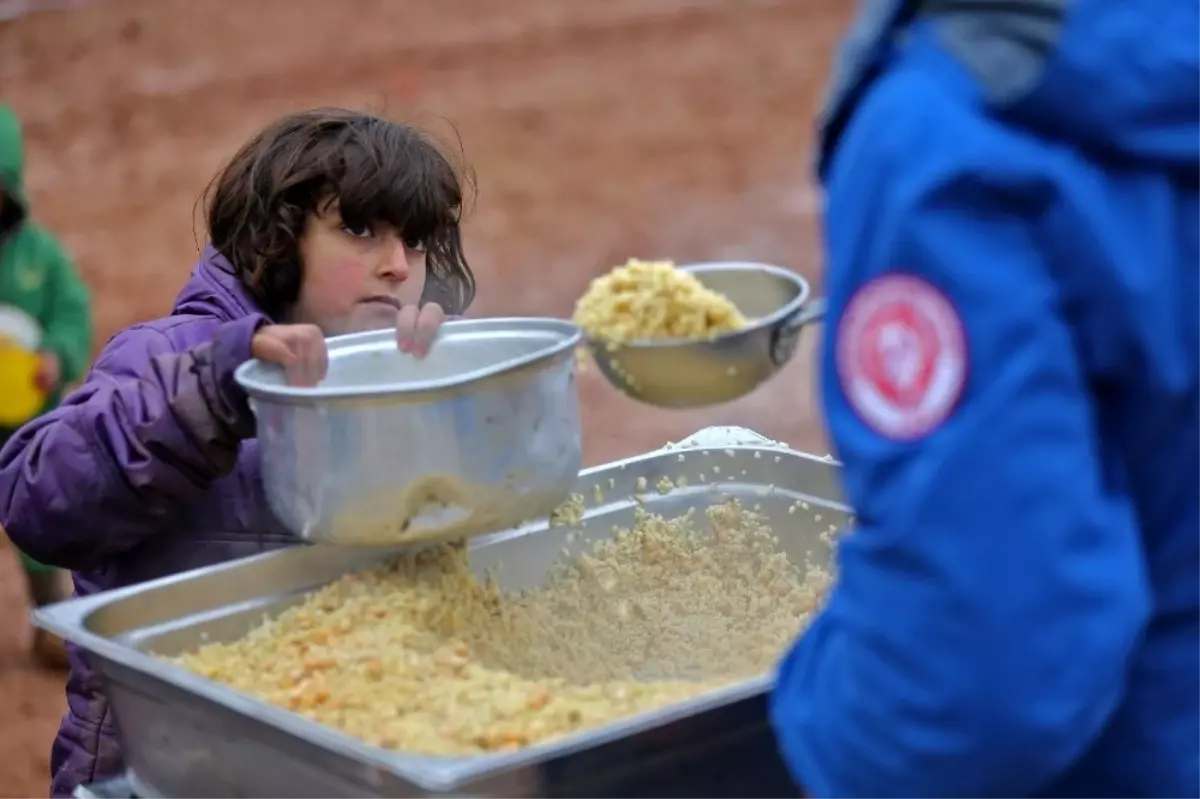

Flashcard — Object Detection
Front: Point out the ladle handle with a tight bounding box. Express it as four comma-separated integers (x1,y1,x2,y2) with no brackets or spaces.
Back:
769,297,828,366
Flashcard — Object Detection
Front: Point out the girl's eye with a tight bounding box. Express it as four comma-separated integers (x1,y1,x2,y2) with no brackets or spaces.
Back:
403,236,426,252
341,222,373,239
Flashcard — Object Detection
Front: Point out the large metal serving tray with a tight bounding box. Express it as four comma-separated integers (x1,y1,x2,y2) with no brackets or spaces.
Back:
35,430,848,798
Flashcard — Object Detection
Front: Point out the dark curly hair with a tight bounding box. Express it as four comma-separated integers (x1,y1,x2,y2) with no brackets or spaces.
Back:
204,108,476,318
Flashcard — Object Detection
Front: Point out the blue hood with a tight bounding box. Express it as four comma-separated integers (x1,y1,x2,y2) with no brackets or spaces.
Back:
1007,0,1199,170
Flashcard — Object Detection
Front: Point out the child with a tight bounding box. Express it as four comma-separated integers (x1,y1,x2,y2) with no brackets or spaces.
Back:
770,0,1197,796
0,107,477,798
0,103,93,670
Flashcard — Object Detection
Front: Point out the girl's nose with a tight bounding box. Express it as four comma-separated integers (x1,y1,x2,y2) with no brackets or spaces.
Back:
378,239,410,284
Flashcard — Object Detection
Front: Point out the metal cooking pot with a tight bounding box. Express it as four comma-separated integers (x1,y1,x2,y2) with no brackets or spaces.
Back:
234,318,583,547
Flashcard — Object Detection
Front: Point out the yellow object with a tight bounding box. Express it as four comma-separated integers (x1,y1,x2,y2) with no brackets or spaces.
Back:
0,338,43,426
572,258,748,345
0,306,45,427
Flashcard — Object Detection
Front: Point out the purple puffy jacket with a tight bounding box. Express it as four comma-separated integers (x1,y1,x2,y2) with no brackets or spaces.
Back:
0,247,297,797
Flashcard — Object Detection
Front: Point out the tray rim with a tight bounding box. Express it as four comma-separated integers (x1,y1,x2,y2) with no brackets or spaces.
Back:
33,439,845,792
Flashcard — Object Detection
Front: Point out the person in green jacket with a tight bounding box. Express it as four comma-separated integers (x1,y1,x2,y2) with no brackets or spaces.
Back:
0,103,93,669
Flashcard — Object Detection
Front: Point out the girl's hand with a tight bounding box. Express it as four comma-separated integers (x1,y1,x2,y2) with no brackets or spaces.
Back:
33,351,62,394
396,302,446,359
250,324,329,387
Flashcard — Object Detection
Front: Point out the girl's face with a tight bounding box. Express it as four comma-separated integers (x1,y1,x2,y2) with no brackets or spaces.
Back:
291,204,427,335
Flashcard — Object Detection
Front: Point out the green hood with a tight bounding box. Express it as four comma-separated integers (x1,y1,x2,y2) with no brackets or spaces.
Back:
0,104,27,236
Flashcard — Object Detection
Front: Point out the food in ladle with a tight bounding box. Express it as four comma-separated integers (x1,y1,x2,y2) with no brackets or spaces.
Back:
572,259,748,346
171,499,831,756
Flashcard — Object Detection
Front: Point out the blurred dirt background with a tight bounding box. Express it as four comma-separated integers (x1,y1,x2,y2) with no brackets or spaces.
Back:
0,0,849,793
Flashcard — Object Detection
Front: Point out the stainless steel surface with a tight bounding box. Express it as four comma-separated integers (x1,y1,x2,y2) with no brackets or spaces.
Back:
583,263,826,408
73,774,139,799
769,296,828,367
234,318,583,547
34,442,847,798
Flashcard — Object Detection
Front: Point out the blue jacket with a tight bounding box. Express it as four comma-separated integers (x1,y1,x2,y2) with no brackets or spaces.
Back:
770,0,1199,795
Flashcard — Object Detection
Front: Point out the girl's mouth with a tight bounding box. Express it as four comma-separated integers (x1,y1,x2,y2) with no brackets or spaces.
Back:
360,295,402,311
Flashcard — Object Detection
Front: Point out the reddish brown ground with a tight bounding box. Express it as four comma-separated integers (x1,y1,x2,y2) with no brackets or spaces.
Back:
0,1,849,794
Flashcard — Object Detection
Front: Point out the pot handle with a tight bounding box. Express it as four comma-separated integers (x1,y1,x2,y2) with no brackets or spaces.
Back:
769,297,828,367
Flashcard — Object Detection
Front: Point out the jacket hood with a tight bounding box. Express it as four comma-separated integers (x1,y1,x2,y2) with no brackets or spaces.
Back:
821,0,1197,178
1008,0,1199,170
172,245,272,323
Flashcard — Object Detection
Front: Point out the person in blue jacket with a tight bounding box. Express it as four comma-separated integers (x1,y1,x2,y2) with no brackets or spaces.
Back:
770,0,1198,796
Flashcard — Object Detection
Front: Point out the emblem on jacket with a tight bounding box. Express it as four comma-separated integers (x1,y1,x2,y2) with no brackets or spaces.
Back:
14,261,43,292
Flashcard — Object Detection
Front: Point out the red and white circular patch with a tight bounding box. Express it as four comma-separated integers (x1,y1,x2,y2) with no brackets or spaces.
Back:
835,274,967,441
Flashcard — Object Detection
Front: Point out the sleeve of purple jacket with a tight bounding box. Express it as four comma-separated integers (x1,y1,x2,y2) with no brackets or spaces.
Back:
0,313,268,572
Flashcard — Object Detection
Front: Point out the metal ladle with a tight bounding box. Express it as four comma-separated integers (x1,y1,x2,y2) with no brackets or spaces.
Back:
582,262,827,408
